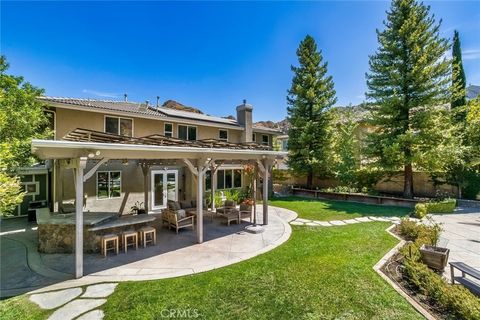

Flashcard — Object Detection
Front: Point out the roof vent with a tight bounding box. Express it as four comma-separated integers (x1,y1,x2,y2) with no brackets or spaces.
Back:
156,96,160,108
124,93,128,102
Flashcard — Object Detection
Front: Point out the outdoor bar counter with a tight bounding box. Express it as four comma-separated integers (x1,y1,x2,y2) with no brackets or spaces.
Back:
36,209,157,253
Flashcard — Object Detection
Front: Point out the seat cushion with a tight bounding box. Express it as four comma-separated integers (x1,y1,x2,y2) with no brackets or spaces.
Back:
177,209,186,219
179,200,192,209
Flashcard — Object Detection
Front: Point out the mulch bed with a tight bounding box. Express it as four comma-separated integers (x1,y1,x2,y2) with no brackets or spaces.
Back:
380,226,454,320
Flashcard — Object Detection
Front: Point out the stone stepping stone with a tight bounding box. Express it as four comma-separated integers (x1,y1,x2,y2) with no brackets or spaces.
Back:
305,222,320,226
315,221,333,226
48,299,106,320
329,220,346,226
30,288,82,310
385,217,401,221
76,309,105,320
290,221,304,225
295,218,313,223
354,217,371,222
369,217,390,222
82,283,118,298
343,219,361,224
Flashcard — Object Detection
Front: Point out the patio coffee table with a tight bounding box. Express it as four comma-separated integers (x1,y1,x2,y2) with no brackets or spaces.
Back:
186,209,214,221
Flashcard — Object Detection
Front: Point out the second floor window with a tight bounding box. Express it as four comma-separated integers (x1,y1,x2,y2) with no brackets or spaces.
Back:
219,129,228,141
261,134,269,146
105,116,133,136
164,123,173,137
178,125,197,141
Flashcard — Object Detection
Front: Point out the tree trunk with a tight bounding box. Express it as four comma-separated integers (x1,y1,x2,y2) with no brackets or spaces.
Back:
307,169,313,190
404,163,414,199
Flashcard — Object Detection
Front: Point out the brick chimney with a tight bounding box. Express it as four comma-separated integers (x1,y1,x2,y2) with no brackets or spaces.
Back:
236,99,253,143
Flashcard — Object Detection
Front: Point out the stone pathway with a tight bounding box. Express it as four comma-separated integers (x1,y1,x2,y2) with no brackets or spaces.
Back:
289,215,408,227
29,283,117,320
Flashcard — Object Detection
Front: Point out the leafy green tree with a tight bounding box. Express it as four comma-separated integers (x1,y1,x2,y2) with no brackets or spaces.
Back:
365,0,458,199
0,55,49,215
287,35,337,188
331,108,360,188
451,30,467,115
0,172,25,216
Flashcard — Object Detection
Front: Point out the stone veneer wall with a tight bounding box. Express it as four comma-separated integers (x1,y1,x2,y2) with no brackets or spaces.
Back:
38,217,164,254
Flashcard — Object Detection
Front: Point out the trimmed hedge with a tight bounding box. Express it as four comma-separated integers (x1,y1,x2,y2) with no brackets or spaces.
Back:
413,203,428,219
403,259,480,320
425,198,456,213
414,199,457,218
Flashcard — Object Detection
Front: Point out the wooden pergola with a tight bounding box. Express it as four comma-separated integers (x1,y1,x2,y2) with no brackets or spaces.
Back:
32,134,286,279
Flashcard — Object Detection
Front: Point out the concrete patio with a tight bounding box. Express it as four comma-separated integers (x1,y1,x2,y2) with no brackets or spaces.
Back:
1,205,296,297
430,207,480,282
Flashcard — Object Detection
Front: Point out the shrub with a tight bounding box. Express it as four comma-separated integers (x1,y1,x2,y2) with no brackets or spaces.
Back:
397,218,441,246
425,198,456,213
403,259,480,320
413,203,428,219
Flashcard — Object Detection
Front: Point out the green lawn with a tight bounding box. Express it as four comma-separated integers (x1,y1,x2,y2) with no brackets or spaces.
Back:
270,196,411,221
101,223,420,320
0,200,420,320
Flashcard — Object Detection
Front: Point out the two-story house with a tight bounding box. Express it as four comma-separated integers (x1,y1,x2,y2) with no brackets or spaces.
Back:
15,97,283,219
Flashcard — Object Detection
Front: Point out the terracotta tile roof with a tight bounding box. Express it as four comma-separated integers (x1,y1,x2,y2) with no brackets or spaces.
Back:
38,97,240,126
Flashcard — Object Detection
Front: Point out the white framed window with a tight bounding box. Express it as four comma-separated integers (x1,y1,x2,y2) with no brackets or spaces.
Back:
96,171,122,199
22,182,40,196
178,125,197,141
207,169,243,190
104,116,133,136
219,129,228,141
164,123,173,137
261,134,269,146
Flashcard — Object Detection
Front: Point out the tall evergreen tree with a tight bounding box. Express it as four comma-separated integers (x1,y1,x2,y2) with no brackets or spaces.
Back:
451,30,467,110
365,0,456,199
287,35,336,188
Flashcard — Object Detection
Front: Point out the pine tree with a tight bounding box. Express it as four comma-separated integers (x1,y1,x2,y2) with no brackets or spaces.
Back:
451,30,467,119
365,0,456,199
287,35,336,188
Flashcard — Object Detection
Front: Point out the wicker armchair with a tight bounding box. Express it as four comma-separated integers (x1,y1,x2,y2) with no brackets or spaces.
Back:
216,200,236,214
162,209,195,234
239,203,252,223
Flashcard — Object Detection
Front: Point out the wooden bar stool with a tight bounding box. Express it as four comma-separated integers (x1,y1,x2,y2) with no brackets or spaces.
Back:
101,234,119,257
139,226,156,248
122,230,138,253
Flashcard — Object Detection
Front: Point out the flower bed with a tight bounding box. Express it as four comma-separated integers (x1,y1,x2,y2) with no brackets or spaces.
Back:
381,219,480,320
291,187,419,208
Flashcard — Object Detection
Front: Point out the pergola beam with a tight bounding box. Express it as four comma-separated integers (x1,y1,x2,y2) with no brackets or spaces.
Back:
83,158,109,182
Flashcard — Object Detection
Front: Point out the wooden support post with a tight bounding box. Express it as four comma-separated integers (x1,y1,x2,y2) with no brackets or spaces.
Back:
197,161,204,244
141,163,149,213
75,157,87,279
262,160,270,225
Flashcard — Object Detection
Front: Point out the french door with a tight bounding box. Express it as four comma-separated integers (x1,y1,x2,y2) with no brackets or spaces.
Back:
151,170,178,210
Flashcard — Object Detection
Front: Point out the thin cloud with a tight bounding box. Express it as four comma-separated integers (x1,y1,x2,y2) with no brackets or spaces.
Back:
463,49,480,61
82,89,120,98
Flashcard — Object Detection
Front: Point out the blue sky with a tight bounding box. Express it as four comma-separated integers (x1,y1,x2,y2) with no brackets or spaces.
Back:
2,1,479,121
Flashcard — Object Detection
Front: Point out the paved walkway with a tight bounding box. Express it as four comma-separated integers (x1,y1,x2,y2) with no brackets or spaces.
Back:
1,206,296,299
430,208,480,282
289,215,405,226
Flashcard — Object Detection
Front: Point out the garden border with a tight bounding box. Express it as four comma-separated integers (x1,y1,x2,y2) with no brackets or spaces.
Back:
373,224,435,320
291,188,419,208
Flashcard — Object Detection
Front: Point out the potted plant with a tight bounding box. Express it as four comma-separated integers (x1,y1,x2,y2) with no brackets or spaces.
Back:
130,201,146,215
419,218,449,271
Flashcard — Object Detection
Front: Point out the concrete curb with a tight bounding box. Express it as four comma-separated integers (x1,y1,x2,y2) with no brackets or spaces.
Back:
373,224,435,320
